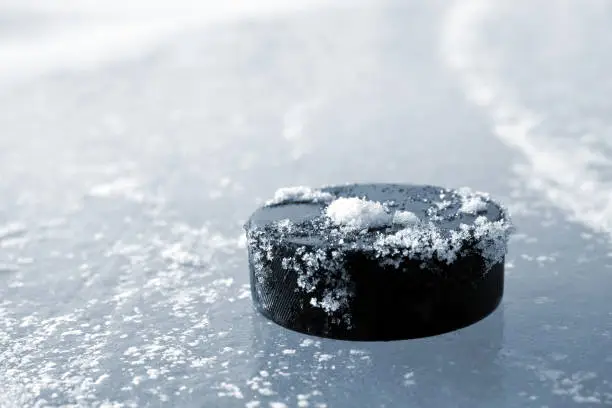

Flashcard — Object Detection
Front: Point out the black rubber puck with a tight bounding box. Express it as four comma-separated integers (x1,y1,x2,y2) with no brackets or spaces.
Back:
245,183,513,341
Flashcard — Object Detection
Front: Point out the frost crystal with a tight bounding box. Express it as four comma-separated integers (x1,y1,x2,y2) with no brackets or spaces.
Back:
468,215,514,268
283,247,353,326
459,196,488,214
265,186,334,206
457,187,490,214
374,224,464,265
374,215,513,268
392,210,420,226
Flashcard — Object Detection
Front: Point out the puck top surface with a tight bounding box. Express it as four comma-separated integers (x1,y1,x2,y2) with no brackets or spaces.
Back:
247,183,512,268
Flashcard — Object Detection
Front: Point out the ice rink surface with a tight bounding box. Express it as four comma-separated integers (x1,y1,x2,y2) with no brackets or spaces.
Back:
1,0,612,406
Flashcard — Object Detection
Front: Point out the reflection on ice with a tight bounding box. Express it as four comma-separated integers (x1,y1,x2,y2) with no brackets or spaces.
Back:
249,307,504,407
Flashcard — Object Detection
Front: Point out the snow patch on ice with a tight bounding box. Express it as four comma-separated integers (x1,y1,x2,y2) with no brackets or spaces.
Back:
299,339,317,347
216,382,244,399
88,177,145,202
403,372,416,386
0,222,26,241
89,177,139,196
161,243,204,268
536,369,605,405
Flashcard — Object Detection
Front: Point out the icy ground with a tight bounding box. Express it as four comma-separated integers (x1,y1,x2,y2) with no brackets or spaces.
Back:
1,0,612,407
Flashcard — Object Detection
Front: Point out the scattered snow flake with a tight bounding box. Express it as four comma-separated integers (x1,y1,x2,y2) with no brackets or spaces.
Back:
403,372,416,386
299,339,316,347
217,382,244,399
258,388,275,396
147,369,160,380
316,354,333,362
88,177,141,198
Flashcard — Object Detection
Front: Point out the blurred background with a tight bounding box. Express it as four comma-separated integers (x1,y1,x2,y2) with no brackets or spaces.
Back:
1,0,612,407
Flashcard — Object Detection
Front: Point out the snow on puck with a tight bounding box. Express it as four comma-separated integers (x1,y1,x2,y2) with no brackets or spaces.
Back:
245,183,513,341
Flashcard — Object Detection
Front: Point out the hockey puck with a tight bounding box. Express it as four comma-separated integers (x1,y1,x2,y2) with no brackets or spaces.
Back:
245,183,513,341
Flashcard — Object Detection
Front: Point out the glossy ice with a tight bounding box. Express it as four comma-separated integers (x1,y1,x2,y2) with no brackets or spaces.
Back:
1,0,611,407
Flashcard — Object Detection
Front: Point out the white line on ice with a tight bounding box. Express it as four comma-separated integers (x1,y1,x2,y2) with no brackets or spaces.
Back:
441,0,612,236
